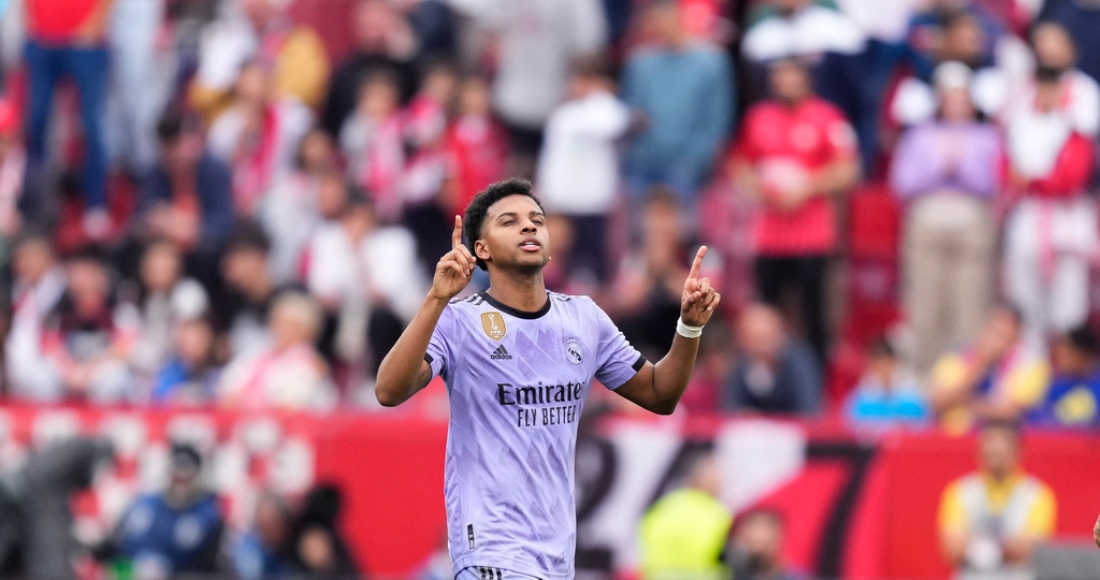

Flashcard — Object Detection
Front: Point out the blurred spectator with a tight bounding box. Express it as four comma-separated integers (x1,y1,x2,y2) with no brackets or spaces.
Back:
741,0,872,169
136,112,235,281
930,306,1050,435
232,491,293,579
622,0,733,210
723,303,820,416
304,190,423,377
639,454,731,580
0,98,24,260
443,72,509,216
150,316,222,405
728,509,803,580
106,0,169,174
729,57,859,366
340,71,406,222
322,0,419,136
5,231,65,401
1027,325,1100,429
189,0,330,118
481,0,606,175
1013,22,1099,138
39,249,138,404
402,60,458,272
537,57,630,285
259,129,338,285
845,337,929,428
218,291,334,410
207,60,313,216
120,239,210,388
937,419,1056,577
678,320,734,415
607,189,688,360
214,225,289,357
1003,59,1097,355
890,62,1001,377
24,0,113,238
103,444,225,577
287,484,360,578
542,213,596,297
902,3,1002,81
0,437,112,580
1039,0,1100,86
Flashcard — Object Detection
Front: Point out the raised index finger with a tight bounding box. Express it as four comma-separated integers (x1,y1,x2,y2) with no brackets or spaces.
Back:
452,215,463,249
688,246,707,280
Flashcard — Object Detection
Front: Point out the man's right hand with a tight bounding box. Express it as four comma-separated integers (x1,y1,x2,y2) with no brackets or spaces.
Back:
429,216,477,302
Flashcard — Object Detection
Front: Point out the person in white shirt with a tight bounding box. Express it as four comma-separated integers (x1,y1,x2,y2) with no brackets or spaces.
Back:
461,0,605,174
305,189,425,378
207,60,313,216
5,232,66,401
536,58,631,284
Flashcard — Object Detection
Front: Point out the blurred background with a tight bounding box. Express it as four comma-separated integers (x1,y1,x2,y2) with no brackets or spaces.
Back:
1,0,1100,578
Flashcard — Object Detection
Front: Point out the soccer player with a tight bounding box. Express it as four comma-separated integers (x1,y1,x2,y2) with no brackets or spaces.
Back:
376,179,720,579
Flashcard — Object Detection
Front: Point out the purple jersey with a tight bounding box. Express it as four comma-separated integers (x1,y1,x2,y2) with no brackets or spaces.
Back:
425,291,645,579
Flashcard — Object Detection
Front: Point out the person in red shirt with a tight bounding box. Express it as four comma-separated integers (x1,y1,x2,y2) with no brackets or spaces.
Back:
443,73,509,217
729,57,860,366
24,0,115,239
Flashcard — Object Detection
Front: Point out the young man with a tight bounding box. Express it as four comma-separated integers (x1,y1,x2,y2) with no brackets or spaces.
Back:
376,179,719,579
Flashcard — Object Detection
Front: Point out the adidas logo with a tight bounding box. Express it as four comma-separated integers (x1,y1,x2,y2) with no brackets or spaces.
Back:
490,345,513,360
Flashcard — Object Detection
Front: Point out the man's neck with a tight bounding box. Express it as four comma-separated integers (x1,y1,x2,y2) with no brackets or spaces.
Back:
486,269,548,312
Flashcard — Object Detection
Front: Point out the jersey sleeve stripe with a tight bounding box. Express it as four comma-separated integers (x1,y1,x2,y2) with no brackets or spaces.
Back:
632,354,647,372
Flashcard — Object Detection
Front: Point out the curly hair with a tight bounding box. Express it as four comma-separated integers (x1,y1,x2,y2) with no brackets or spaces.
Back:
462,178,544,271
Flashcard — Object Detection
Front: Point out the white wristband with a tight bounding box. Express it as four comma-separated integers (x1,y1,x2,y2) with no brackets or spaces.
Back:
676,317,704,339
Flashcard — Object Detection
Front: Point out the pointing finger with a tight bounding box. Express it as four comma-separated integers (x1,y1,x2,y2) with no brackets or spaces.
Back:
688,246,707,280
452,215,463,250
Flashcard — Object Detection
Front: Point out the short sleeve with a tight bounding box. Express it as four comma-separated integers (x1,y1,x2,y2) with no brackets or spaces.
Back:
937,481,968,536
823,112,859,161
1023,484,1057,539
425,306,455,382
592,302,646,390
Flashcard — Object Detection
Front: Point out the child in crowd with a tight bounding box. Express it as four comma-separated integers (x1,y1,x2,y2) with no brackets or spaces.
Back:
846,338,929,428
340,72,406,222
443,73,509,217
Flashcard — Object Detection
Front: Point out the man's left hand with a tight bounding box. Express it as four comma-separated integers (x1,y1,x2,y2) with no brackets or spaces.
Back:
680,246,721,328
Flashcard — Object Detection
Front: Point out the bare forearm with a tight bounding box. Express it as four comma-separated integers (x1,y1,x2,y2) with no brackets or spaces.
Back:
730,159,762,200
648,334,701,414
811,159,860,195
375,296,448,406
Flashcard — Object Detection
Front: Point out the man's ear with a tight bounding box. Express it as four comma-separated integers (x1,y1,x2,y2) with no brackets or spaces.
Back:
474,239,490,263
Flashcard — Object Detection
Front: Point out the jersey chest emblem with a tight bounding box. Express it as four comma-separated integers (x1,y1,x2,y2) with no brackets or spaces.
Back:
481,311,507,341
565,336,583,365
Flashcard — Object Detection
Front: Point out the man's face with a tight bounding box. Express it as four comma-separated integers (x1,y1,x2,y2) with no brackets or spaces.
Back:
475,195,550,274
162,134,201,173
979,427,1020,479
354,0,395,51
222,249,268,292
13,240,53,283
770,61,811,104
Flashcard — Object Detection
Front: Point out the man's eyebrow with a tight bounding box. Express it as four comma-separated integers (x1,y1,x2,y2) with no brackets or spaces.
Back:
495,212,518,220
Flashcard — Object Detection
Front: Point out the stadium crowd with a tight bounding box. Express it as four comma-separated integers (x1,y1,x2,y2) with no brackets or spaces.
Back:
2,0,1100,577
3,0,1098,431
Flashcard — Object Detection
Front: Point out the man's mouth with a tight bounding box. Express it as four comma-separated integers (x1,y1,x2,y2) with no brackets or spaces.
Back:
519,239,541,252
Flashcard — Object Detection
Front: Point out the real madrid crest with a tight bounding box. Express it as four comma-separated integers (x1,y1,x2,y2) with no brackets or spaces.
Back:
481,312,507,341
565,336,583,365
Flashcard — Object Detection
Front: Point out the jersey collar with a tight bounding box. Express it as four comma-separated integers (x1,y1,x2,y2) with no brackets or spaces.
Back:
479,290,552,320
